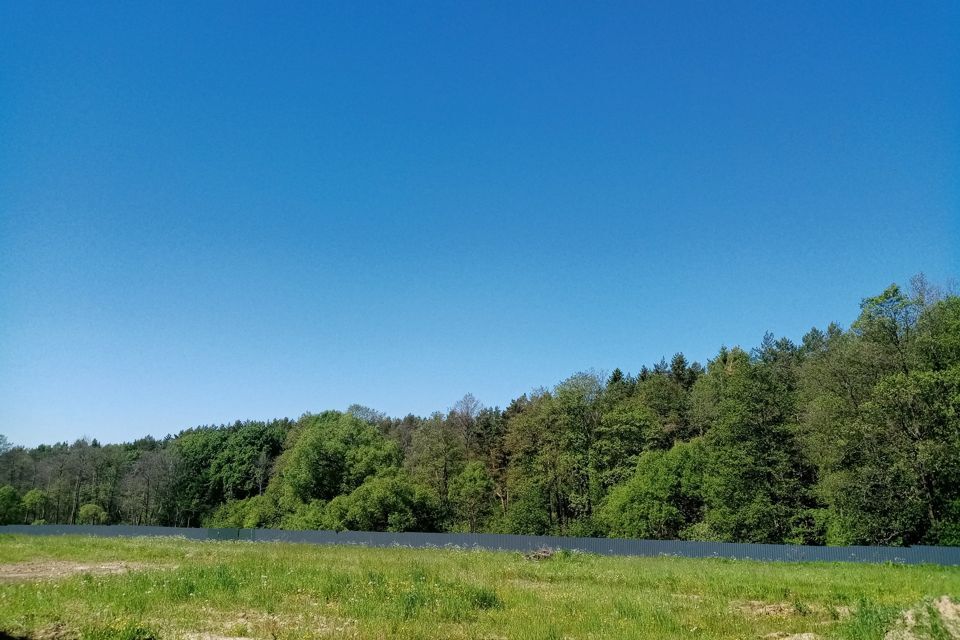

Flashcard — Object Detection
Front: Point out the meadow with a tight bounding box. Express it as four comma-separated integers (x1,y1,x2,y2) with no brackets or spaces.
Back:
0,534,958,640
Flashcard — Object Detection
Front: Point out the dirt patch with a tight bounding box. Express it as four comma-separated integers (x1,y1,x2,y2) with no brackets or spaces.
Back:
0,623,77,640
735,600,798,617
885,596,960,640
0,560,168,582
937,596,960,627
183,635,253,640
763,634,819,640
735,600,853,621
828,605,854,620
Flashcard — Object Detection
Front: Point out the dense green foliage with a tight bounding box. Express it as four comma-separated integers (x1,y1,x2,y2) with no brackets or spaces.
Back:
2,277,959,545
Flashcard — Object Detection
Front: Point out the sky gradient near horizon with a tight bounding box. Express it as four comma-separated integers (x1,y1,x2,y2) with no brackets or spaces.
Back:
2,2,958,447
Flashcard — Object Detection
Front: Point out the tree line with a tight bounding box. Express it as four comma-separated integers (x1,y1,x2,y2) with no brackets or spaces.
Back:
2,276,959,546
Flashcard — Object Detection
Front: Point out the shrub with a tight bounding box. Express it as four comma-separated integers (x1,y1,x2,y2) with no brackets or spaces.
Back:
77,503,108,525
322,470,439,532
0,485,22,525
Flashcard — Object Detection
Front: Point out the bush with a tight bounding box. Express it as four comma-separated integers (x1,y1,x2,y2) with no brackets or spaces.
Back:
0,485,22,525
925,500,960,546
21,488,48,523
278,500,328,530
598,441,703,539
679,520,723,542
77,503,108,525
501,482,551,535
208,495,279,529
322,470,439,532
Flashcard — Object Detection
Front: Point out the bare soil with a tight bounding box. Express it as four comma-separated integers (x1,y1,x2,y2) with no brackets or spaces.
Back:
885,596,960,640
735,600,798,617
0,560,167,582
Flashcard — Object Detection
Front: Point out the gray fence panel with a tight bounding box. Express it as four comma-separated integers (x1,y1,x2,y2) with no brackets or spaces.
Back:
0,524,210,540
4,524,960,565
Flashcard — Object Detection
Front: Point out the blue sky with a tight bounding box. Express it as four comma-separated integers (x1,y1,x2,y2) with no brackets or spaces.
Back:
1,2,957,447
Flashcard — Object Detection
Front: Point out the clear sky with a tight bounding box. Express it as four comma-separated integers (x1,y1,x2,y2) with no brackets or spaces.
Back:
1,2,957,447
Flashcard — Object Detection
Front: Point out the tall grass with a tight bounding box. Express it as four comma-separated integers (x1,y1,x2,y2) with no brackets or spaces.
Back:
1,534,958,639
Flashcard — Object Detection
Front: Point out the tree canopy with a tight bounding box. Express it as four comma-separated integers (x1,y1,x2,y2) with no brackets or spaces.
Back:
2,277,959,546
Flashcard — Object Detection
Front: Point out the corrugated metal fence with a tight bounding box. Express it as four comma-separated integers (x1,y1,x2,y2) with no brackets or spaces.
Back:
3,524,959,565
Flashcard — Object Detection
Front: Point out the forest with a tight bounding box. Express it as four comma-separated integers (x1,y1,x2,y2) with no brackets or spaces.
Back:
1,276,959,547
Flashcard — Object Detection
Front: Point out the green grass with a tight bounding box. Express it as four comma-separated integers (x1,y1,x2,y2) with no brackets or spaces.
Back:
0,534,958,639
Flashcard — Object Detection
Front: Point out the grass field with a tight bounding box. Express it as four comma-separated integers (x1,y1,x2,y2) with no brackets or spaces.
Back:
1,535,959,640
